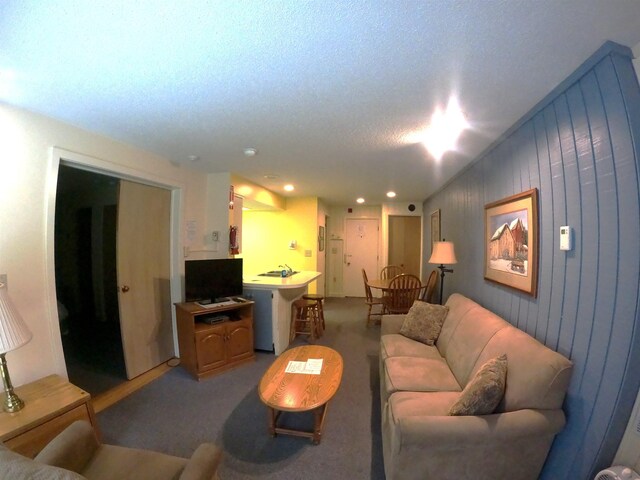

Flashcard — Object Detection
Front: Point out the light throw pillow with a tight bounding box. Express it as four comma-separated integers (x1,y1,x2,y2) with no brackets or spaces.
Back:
448,354,508,416
0,444,86,480
399,301,449,345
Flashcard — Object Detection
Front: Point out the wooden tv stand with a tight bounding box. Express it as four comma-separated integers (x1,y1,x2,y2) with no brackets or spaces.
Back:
175,300,255,380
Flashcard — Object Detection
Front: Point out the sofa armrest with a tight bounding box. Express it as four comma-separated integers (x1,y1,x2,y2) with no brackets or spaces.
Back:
35,420,99,473
396,409,565,448
381,315,406,335
179,443,223,480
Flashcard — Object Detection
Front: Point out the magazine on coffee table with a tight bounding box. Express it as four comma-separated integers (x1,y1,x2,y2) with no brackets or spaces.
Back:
285,358,323,374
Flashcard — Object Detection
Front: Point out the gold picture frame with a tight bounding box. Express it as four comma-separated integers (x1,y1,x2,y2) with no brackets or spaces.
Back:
430,209,441,253
484,188,539,297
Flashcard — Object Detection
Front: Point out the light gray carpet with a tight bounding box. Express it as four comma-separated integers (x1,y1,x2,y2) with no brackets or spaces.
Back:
97,297,385,479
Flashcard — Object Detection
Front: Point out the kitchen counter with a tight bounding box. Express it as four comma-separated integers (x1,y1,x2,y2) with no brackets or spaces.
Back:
243,271,322,354
243,271,322,289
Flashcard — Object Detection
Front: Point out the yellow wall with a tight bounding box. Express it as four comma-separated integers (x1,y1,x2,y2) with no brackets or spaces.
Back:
242,197,319,293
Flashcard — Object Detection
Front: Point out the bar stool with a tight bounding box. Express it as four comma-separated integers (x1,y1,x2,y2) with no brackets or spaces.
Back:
289,299,321,343
302,293,326,333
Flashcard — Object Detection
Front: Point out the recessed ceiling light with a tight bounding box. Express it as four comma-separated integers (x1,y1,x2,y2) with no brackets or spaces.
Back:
188,155,199,162
423,96,469,160
284,184,295,192
356,197,365,204
386,191,396,198
243,148,257,157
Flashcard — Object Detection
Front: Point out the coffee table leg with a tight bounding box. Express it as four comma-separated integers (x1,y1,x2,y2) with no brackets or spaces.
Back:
267,407,277,437
312,405,326,444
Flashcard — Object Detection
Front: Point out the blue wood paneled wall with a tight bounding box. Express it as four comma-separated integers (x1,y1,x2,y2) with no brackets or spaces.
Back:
423,42,640,479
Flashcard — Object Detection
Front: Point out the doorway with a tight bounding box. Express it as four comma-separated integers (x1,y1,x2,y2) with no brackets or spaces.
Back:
388,215,421,277
55,166,126,395
54,165,174,396
343,218,379,297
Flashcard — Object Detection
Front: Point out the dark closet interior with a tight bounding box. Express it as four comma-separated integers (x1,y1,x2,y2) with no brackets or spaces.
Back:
55,165,127,396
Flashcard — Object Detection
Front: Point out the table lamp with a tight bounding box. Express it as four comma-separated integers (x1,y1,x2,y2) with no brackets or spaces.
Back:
0,283,33,412
428,241,457,305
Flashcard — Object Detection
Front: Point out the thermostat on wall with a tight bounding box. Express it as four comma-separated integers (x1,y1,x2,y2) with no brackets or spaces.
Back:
560,226,573,251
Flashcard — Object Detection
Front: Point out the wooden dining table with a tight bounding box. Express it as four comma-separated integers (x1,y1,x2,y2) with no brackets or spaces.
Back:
367,278,395,291
367,277,426,314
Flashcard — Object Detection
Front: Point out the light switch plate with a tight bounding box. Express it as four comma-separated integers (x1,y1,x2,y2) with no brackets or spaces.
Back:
305,250,312,257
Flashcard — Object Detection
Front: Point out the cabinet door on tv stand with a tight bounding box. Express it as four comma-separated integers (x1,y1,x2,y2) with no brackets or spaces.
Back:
195,326,226,371
226,319,254,362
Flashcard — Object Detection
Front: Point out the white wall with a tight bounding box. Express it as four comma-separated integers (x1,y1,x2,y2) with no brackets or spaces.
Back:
0,102,211,386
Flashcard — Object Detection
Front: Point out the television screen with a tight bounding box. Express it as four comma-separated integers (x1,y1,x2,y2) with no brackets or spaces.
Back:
184,258,243,303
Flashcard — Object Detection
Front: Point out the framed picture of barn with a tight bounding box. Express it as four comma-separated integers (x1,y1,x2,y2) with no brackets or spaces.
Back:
484,188,539,297
430,209,440,254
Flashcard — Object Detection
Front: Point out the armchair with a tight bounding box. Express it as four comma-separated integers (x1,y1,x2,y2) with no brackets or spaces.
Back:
0,420,222,480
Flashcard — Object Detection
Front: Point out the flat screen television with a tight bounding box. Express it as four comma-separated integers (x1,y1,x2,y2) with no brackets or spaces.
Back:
184,258,243,303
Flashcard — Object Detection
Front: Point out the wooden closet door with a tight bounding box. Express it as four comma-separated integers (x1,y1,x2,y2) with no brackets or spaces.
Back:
388,216,421,277
117,180,173,379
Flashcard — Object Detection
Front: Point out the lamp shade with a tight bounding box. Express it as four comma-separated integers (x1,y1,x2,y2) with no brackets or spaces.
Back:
428,241,457,265
0,283,32,354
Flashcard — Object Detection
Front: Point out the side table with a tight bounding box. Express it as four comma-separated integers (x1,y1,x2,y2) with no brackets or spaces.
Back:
0,374,99,458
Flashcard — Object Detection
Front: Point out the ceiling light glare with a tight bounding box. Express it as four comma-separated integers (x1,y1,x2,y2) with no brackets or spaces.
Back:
386,191,396,198
243,148,257,157
284,184,294,192
423,97,469,160
356,197,365,204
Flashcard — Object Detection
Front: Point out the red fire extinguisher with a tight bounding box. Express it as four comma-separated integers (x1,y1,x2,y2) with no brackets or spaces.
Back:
229,226,239,255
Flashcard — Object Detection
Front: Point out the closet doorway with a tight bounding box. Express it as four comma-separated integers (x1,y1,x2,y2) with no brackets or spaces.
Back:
54,165,173,396
388,215,421,277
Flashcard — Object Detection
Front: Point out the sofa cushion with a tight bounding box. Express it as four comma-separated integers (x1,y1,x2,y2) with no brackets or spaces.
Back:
473,326,573,412
381,334,443,361
0,445,86,480
383,356,461,399
448,354,507,416
399,301,449,345
82,445,187,480
388,391,461,419
438,297,509,387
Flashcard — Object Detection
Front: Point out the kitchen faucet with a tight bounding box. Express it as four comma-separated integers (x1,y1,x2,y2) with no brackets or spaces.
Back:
279,264,293,274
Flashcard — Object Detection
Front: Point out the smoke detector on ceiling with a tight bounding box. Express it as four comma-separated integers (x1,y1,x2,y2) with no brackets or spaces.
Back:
243,148,257,157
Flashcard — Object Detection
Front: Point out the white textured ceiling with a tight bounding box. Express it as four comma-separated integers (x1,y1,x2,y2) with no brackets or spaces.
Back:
2,1,640,206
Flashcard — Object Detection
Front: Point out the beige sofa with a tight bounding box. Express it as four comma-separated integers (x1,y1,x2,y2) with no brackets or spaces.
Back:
380,293,573,480
0,420,222,480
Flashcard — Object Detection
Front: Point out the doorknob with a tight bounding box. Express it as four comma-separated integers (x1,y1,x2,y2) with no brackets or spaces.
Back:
120,285,130,293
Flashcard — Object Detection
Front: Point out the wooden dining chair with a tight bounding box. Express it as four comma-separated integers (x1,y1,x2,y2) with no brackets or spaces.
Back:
421,269,438,303
362,269,385,326
383,273,423,314
380,265,404,279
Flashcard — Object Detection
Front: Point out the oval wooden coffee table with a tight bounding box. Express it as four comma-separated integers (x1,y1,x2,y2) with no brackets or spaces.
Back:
258,345,343,444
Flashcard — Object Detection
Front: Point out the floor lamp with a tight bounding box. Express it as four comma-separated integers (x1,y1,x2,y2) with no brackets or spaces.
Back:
428,241,457,305
0,283,33,412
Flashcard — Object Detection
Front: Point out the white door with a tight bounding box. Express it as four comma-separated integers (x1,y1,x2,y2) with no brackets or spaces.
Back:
117,180,173,379
344,218,379,297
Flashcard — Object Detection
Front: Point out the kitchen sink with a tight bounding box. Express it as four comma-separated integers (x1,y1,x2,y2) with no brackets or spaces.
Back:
258,270,299,277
